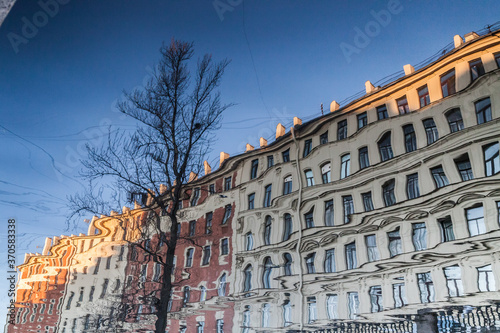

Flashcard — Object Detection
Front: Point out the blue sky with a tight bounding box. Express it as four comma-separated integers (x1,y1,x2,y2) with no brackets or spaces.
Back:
0,0,499,322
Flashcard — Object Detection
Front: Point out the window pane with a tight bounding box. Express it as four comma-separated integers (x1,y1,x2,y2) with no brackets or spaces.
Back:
324,200,334,226
324,248,336,273
377,105,388,120
304,208,314,228
418,85,430,108
283,214,293,241
283,175,293,195
412,223,427,251
477,265,496,292
443,265,463,297
369,286,383,312
326,295,338,319
320,131,328,145
305,253,316,274
406,173,420,199
431,166,449,188
417,272,435,303
469,58,485,81
357,112,367,129
347,292,359,319
267,155,274,168
393,283,408,308
397,96,410,114
403,124,417,153
441,69,456,98
282,149,290,162
263,184,272,207
359,146,370,169
307,297,317,323
303,139,312,157
446,108,464,133
455,154,474,181
250,159,259,179
365,234,380,262
475,97,492,124
388,228,402,257
305,170,315,186
345,242,357,270
341,154,351,179
343,195,354,224
439,216,455,242
337,120,348,140
321,163,331,183
423,118,439,144
383,179,396,207
378,132,393,161
466,205,486,236
484,142,500,176
264,216,272,245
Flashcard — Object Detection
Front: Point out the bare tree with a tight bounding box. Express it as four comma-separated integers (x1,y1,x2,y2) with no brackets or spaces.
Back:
70,39,232,333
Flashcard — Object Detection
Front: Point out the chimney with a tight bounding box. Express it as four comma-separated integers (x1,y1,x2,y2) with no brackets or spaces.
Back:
293,117,302,126
453,34,463,48
365,80,375,94
42,237,52,256
464,32,479,43
259,137,267,147
220,152,229,166
276,123,286,138
204,160,211,175
330,100,340,112
188,172,198,182
159,184,167,194
245,143,254,152
403,64,415,75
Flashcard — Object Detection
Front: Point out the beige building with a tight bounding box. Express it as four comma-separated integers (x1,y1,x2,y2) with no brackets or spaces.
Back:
215,29,500,331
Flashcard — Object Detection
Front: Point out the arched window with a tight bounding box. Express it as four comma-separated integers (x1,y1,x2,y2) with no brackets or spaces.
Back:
340,154,350,179
283,175,293,195
283,253,292,276
218,273,227,296
321,163,331,184
283,213,293,241
264,216,272,245
263,184,272,207
378,132,393,161
245,232,254,251
243,265,252,292
182,286,190,307
446,108,464,133
262,257,273,289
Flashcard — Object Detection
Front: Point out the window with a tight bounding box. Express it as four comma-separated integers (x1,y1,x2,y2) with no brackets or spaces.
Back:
282,149,290,162
242,305,251,330
382,179,396,207
245,232,253,251
264,184,273,207
189,220,196,237
369,286,383,313
267,155,274,168
321,163,331,183
347,292,359,319
182,286,190,307
324,200,334,226
377,104,388,120
320,131,328,145
388,227,402,257
357,112,367,129
431,165,449,188
396,96,410,114
359,146,370,169
250,159,259,179
498,201,500,225
496,53,500,68
222,204,231,224
262,257,273,289
283,213,293,241
201,246,211,266
303,139,312,157
224,176,231,191
282,300,292,327
243,265,252,292
305,296,317,323
191,188,200,206
283,253,292,276
418,85,430,108
469,58,485,81
340,154,350,179
446,108,464,133
345,242,357,270
362,192,374,212
393,282,408,308
324,248,336,273
412,223,427,251
305,253,316,274
444,265,463,297
417,272,435,303
326,294,339,319
196,321,205,333
200,286,207,301
216,319,224,333
484,142,500,176
476,97,492,124
205,212,213,234
441,69,456,98
365,235,380,262
209,184,215,194
477,265,496,292
264,216,272,245
343,195,354,224
283,175,292,195
66,292,74,310
378,132,393,161
423,118,439,144
403,124,417,153
305,170,315,186
304,208,314,228
153,263,162,282
261,303,270,327
439,216,455,242
466,204,486,236
337,120,348,140
221,238,229,255
455,154,473,181
406,173,420,199
248,193,255,209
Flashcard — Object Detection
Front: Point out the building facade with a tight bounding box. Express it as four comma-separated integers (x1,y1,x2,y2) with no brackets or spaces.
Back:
5,27,500,333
